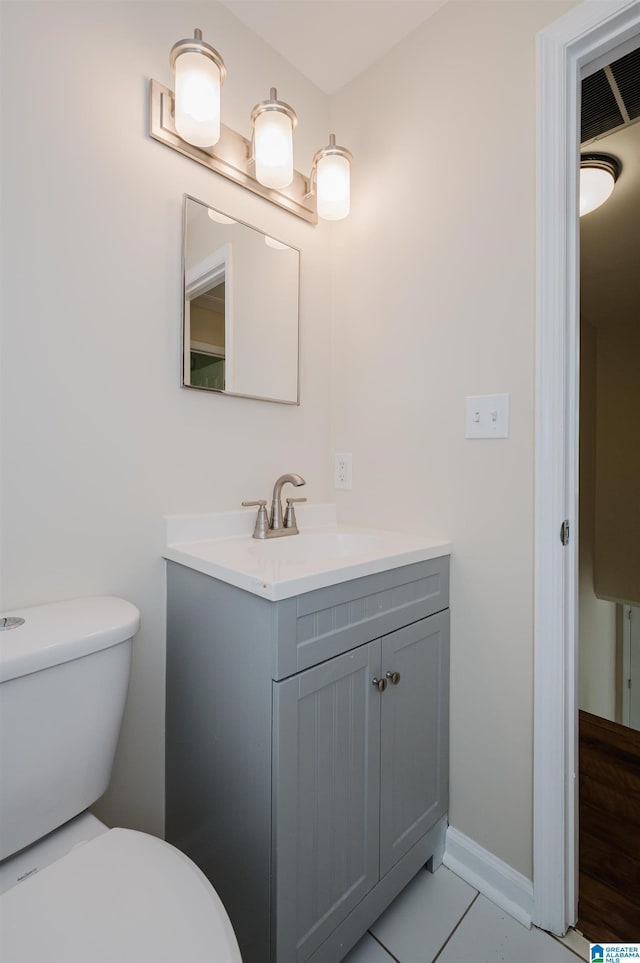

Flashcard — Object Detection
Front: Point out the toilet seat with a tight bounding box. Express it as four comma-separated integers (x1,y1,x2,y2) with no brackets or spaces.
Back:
0,828,242,963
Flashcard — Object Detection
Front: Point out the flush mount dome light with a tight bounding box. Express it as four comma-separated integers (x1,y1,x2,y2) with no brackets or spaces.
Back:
579,154,621,216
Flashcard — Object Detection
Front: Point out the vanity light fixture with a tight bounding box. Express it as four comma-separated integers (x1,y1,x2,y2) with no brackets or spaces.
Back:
251,89,297,189
311,135,352,221
170,29,226,148
149,28,353,225
579,154,620,216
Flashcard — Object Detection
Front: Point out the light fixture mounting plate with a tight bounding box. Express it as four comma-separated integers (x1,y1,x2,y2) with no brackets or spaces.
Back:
149,80,317,225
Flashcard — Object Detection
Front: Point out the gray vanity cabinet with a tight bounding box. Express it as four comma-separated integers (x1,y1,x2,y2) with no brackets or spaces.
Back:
166,555,449,963
272,612,449,962
379,612,449,878
273,641,382,962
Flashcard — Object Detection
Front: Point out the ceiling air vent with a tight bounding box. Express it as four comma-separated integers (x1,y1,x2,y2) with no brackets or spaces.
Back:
609,47,640,121
581,45,640,144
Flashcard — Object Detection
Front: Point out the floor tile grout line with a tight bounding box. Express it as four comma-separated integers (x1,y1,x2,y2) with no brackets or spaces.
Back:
430,891,481,963
367,929,402,963
548,930,589,962
362,886,589,963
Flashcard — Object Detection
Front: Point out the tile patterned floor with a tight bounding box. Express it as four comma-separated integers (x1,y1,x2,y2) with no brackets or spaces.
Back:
342,866,591,963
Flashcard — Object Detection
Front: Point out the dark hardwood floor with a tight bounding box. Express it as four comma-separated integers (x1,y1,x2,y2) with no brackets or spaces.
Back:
578,710,640,941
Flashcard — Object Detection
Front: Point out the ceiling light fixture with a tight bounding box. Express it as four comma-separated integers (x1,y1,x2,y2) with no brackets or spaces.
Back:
579,154,621,217
150,28,353,225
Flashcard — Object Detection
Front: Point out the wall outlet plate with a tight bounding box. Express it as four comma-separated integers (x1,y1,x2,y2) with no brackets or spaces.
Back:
465,393,510,439
334,452,352,489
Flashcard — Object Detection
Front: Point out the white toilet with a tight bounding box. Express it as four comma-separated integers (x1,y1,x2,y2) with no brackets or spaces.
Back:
0,596,243,963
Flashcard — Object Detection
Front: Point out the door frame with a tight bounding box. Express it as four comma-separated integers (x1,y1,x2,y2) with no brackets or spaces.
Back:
623,606,631,727
533,0,640,935
623,606,640,729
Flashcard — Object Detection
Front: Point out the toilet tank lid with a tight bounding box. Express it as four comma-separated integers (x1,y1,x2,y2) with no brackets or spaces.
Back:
0,596,140,683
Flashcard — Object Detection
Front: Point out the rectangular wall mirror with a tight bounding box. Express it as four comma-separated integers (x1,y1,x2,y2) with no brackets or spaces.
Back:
182,195,300,404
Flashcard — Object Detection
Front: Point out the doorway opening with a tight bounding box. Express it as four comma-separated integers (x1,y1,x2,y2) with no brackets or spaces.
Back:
533,0,640,938
577,42,640,940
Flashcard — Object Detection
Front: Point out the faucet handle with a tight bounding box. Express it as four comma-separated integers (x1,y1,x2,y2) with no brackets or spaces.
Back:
284,497,307,530
242,500,269,539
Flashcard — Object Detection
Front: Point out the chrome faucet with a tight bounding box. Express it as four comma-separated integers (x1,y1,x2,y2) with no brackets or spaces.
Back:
242,473,306,539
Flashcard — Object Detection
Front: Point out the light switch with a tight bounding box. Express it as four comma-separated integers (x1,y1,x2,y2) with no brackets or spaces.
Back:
465,393,509,439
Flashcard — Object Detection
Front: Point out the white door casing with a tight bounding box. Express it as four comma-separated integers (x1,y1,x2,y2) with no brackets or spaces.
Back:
534,0,640,935
623,606,640,730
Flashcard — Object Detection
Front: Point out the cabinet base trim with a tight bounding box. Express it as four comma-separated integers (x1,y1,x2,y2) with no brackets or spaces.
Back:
443,827,533,928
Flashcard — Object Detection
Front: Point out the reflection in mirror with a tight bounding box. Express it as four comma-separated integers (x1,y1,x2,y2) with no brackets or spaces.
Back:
183,196,300,404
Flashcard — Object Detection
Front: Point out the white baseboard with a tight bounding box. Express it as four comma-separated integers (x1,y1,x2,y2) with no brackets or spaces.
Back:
443,826,534,928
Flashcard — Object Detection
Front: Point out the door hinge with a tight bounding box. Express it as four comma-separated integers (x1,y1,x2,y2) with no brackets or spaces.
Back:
560,519,570,546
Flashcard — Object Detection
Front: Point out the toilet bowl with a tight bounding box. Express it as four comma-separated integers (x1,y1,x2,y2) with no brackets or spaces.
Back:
0,597,242,963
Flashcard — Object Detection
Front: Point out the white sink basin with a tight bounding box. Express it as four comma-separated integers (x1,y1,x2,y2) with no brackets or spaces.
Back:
215,530,393,563
164,505,450,601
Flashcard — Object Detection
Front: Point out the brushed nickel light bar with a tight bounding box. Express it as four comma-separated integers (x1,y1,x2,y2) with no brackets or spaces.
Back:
150,28,354,226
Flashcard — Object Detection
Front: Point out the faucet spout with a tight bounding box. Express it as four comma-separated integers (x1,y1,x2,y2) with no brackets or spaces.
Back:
271,473,306,531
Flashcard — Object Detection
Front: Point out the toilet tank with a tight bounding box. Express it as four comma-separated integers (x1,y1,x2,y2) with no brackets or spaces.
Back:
0,597,140,861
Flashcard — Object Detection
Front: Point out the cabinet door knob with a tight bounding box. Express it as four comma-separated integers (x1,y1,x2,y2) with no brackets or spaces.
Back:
372,677,387,692
386,671,401,685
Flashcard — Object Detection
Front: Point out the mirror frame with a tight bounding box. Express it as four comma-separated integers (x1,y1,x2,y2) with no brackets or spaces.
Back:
181,194,301,405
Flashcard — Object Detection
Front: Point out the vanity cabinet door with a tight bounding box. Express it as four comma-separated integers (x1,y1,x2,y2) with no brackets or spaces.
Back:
272,641,382,963
379,612,449,878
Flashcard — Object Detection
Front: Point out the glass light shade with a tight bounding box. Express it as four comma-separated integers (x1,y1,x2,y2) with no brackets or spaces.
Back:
317,153,351,221
254,110,294,189
174,51,221,148
207,209,236,225
579,166,616,216
264,235,290,250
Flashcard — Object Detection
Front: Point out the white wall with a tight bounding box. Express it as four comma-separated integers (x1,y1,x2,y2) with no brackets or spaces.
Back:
0,0,332,836
1,0,587,886
594,317,640,607
330,0,575,879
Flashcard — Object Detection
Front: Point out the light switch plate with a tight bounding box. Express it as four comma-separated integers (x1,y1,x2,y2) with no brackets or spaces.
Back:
465,393,510,439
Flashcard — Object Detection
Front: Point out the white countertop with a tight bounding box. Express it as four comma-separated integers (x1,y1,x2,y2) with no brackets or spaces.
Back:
163,505,451,601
